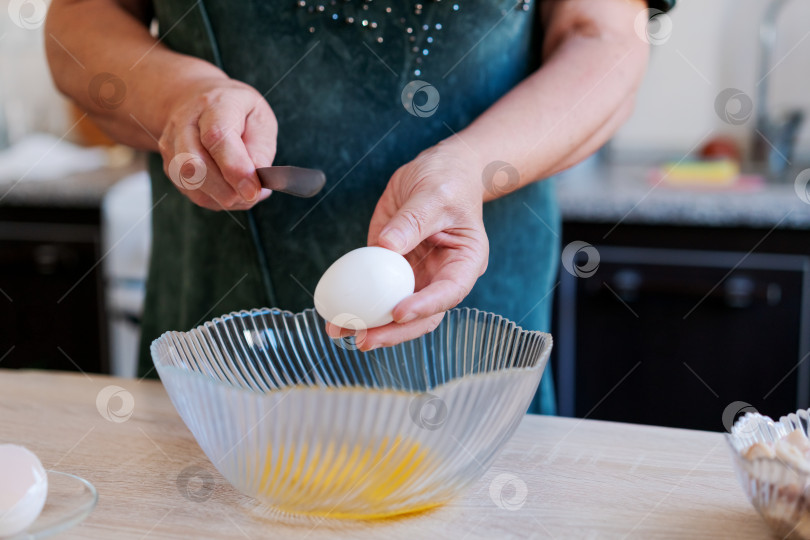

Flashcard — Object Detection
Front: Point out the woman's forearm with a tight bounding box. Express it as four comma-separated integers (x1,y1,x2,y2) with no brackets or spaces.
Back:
46,0,228,151
443,0,650,201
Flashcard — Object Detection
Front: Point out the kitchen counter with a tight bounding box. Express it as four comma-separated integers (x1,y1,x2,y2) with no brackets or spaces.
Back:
555,163,810,230
0,158,145,208
0,369,771,539
3,157,806,229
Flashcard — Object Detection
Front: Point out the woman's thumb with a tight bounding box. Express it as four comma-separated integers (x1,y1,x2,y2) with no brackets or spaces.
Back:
377,194,442,255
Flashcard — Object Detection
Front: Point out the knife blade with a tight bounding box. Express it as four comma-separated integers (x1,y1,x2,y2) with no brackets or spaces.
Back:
256,166,327,198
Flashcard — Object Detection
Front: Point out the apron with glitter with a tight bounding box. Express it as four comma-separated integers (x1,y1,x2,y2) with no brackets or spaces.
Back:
140,0,560,414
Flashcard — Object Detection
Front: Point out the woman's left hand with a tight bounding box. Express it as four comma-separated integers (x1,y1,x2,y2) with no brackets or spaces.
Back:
327,141,489,351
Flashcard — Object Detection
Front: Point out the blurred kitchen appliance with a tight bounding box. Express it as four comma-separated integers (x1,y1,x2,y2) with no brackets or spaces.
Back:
553,228,810,431
101,171,151,377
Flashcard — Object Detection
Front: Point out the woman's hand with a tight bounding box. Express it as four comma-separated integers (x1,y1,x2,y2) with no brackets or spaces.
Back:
158,78,277,211
328,141,489,351
46,1,277,211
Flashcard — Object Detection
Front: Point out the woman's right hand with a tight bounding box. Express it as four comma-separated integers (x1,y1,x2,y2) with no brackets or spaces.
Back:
158,78,278,211
46,0,276,211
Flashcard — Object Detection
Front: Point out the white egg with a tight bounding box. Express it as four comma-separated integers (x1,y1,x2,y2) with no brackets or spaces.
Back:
0,444,48,537
314,246,415,329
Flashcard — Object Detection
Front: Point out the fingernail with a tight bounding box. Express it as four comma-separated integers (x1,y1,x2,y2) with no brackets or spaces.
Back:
397,312,417,324
380,228,406,252
238,179,258,201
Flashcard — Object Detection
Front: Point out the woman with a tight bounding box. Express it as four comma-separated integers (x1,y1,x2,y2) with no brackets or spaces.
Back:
46,0,672,414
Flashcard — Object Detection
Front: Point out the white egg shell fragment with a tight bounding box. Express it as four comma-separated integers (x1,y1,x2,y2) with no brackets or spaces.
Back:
0,444,48,537
314,246,415,329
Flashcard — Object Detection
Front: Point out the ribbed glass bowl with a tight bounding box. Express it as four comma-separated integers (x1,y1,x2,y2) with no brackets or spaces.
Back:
151,307,552,519
726,409,810,539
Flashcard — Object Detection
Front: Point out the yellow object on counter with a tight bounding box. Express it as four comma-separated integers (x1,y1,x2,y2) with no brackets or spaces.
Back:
252,435,446,519
661,159,740,186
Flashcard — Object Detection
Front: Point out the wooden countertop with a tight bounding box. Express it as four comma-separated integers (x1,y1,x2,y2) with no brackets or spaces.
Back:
0,370,772,539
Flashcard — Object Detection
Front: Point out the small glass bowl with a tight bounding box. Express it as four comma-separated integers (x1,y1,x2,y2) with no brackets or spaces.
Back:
151,307,552,519
7,470,97,540
726,408,810,539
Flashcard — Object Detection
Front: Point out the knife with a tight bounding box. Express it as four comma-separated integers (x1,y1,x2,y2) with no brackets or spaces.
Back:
256,166,327,198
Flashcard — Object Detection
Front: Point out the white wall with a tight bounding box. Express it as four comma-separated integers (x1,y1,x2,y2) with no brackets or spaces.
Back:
1,0,808,160
0,0,71,144
611,0,810,162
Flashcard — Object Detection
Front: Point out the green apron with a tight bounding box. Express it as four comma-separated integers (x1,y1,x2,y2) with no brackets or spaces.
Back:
139,0,564,413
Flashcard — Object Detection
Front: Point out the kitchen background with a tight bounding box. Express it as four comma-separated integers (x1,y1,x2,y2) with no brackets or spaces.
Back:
1,0,808,432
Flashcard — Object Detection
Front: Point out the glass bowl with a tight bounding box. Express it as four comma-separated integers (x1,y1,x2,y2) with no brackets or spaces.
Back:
726,408,810,539
7,471,97,540
151,307,552,519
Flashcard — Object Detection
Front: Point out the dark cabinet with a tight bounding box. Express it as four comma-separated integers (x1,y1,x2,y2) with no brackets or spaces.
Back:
553,222,810,431
0,206,108,373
